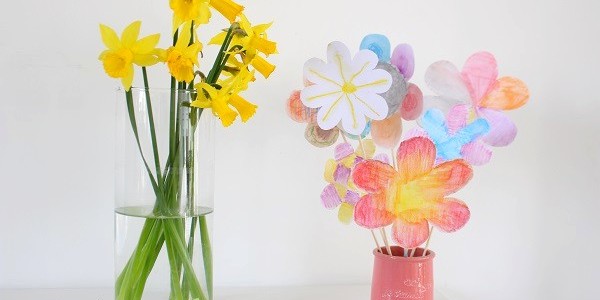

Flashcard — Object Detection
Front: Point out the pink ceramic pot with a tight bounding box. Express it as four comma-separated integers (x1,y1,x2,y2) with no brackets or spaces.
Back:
371,246,435,300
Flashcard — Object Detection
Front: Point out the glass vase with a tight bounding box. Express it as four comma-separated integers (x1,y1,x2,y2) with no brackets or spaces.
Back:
115,87,214,300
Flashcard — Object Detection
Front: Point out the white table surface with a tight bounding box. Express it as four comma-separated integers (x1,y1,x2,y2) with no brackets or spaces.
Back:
0,285,449,299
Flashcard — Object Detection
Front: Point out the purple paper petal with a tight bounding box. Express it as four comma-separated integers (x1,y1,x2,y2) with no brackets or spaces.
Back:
461,141,492,165
334,142,354,160
345,190,360,205
333,164,351,183
446,104,469,136
391,44,415,80
320,184,343,209
373,153,390,164
478,108,517,147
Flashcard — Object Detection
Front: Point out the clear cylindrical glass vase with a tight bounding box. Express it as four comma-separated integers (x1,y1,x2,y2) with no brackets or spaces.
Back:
115,87,214,300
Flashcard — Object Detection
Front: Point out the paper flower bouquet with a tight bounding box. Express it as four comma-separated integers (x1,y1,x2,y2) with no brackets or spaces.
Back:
286,34,529,299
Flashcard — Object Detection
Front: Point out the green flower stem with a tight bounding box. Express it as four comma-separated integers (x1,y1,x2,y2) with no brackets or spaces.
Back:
206,24,236,83
165,225,184,300
131,232,165,299
125,90,161,197
117,219,162,300
199,216,213,300
164,220,207,300
181,217,198,300
142,67,162,181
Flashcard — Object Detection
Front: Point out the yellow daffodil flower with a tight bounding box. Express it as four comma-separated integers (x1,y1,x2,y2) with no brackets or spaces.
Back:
98,21,161,90
210,15,277,56
210,0,244,23
165,22,202,83
191,68,257,126
247,54,275,78
170,0,211,31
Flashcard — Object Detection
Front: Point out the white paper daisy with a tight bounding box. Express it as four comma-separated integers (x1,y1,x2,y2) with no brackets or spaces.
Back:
300,41,392,135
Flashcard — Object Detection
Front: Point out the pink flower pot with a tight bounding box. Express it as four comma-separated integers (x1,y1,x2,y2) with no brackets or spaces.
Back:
371,246,435,300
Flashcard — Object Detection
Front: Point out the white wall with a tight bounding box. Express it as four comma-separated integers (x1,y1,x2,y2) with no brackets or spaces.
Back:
1,0,599,299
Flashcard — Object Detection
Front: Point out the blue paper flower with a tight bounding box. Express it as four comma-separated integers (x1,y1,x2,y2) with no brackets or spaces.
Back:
360,34,391,62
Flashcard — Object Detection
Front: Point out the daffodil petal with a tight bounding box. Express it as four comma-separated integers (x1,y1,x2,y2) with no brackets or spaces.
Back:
121,21,141,48
132,34,161,54
121,64,134,91
99,24,121,50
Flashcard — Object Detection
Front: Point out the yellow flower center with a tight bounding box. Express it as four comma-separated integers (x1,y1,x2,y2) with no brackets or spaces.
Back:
166,48,195,82
342,82,357,94
102,49,132,78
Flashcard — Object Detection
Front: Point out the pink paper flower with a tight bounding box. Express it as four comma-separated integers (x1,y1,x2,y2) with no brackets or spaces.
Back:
423,52,529,147
352,137,472,248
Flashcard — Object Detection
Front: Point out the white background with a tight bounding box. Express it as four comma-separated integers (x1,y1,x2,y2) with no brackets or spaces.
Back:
1,0,599,299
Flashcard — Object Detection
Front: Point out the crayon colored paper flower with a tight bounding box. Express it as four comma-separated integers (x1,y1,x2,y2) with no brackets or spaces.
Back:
352,137,472,248
359,34,423,149
286,90,340,147
423,52,529,146
415,107,491,165
321,140,389,224
300,41,392,135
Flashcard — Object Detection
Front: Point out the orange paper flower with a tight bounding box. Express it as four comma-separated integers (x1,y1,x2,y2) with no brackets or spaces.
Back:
352,137,473,248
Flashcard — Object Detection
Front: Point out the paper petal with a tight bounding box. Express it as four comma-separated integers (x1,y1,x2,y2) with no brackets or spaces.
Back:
375,62,408,117
461,141,492,165
302,57,341,95
391,43,415,80
324,158,336,183
354,193,395,229
373,153,391,164
305,123,339,147
392,218,430,248
300,81,343,110
400,83,423,121
479,76,529,110
334,142,355,160
352,160,397,193
430,198,470,232
461,52,498,102
397,137,436,182
446,104,469,136
333,164,351,183
321,184,343,209
338,202,354,224
357,138,376,159
478,108,518,147
344,190,360,205
420,96,463,126
360,34,391,62
417,160,473,197
286,90,317,123
371,108,403,149
425,60,471,102
420,109,448,146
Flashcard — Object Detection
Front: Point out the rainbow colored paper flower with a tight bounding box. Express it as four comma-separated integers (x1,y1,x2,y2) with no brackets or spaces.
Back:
359,34,424,149
423,52,529,147
352,137,472,248
321,140,389,224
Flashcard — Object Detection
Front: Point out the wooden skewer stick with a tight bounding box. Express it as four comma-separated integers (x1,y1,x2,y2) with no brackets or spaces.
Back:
371,230,382,253
380,227,393,256
422,227,434,257
358,136,367,157
341,132,348,144
391,148,397,170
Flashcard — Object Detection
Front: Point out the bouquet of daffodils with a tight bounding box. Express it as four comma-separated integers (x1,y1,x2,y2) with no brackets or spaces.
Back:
99,1,276,299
